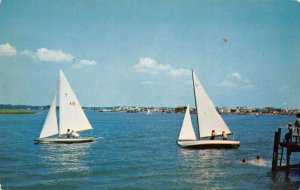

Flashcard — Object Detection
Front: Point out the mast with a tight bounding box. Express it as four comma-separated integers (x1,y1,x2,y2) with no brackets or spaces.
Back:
58,70,62,136
192,70,200,139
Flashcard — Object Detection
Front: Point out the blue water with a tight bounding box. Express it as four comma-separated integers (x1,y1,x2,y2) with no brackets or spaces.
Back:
0,112,299,189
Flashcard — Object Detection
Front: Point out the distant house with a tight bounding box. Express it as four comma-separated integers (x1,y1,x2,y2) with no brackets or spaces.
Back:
175,106,187,113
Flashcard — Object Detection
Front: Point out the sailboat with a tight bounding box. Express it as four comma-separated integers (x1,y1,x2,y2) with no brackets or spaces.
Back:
146,109,152,115
35,70,93,144
177,71,240,149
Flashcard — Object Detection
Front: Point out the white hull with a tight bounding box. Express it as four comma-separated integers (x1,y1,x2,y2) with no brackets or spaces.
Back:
177,139,240,149
34,137,93,144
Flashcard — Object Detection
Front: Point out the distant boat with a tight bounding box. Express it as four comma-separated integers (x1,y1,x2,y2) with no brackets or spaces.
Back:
146,109,152,115
177,71,240,149
35,70,93,144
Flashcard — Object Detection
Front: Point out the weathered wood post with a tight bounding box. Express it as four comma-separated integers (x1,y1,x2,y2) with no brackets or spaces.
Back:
272,128,281,171
287,145,290,166
286,128,293,166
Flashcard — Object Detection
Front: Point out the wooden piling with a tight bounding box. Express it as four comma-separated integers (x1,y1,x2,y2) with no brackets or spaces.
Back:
272,127,300,171
272,128,280,171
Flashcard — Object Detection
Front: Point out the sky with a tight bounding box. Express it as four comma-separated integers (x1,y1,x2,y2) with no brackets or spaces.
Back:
0,0,299,108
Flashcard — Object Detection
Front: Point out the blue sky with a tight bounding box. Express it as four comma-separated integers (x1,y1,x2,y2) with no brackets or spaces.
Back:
0,0,299,108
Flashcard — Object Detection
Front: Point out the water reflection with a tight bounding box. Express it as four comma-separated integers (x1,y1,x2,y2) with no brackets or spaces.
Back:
178,148,233,189
269,169,300,189
38,143,92,173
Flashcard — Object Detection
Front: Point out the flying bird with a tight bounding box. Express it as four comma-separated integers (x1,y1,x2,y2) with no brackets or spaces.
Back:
223,38,228,43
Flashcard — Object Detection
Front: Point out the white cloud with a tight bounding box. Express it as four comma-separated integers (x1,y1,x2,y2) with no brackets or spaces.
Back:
169,68,190,77
141,81,154,85
36,48,74,62
295,0,300,3
0,43,17,56
279,85,289,92
20,47,97,69
218,80,234,88
20,49,34,58
78,59,97,66
134,57,189,77
72,59,97,69
134,57,171,73
21,48,74,62
229,73,242,81
218,72,255,89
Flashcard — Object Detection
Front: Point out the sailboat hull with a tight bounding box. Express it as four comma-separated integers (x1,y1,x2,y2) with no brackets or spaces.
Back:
34,137,93,144
177,140,240,149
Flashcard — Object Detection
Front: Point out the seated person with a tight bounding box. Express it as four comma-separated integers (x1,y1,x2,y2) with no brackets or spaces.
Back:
66,129,71,138
284,130,292,143
72,130,80,138
210,130,216,140
222,131,227,140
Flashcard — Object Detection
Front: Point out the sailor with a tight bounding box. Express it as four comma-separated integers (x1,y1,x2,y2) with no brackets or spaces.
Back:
210,130,216,140
66,129,71,138
222,131,227,140
72,130,80,138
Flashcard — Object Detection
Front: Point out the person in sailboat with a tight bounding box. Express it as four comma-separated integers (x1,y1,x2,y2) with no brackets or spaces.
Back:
210,130,216,140
66,129,71,138
72,130,80,138
222,131,227,140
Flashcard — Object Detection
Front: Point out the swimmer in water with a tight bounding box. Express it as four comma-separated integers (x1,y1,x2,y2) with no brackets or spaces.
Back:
256,155,263,163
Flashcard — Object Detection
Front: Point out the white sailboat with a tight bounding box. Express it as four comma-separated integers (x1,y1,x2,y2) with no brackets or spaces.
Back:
35,70,93,143
146,109,152,115
177,71,240,149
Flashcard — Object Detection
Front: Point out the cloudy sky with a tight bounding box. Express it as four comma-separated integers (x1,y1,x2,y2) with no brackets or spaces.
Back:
0,0,299,108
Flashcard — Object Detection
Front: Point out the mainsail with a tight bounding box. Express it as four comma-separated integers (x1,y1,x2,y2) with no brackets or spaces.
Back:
39,94,58,138
59,70,93,135
178,105,197,140
192,71,231,138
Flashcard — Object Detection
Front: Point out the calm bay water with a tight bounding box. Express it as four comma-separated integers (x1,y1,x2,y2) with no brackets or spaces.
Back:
0,111,299,189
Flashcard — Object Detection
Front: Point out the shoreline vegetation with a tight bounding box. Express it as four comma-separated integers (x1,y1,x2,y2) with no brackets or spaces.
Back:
0,104,299,115
0,109,37,114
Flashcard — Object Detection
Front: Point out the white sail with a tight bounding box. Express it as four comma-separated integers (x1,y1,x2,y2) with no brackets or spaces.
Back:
39,94,58,138
178,105,197,140
192,71,232,138
59,70,93,135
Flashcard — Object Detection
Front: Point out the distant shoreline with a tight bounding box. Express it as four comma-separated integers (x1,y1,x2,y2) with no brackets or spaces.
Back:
0,109,37,114
0,104,299,115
